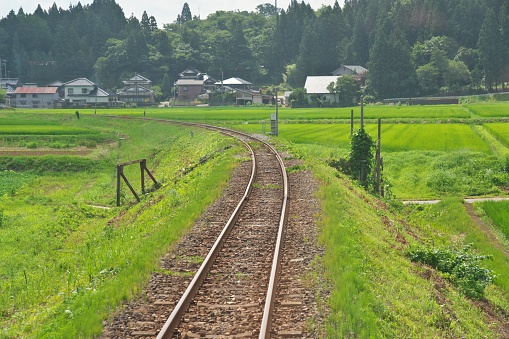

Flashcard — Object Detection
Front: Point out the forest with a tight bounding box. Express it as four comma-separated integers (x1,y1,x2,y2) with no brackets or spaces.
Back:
1,0,509,100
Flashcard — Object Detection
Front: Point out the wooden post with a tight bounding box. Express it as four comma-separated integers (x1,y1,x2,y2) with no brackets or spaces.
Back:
117,165,122,206
375,119,382,194
116,159,158,206
350,109,354,135
140,159,146,194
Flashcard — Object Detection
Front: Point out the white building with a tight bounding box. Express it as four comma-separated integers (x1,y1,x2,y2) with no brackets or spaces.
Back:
63,78,111,107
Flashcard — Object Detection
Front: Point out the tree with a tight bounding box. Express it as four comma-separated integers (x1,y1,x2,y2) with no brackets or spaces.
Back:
161,73,172,100
0,88,6,104
327,81,337,104
367,18,418,99
141,11,150,31
478,9,503,90
335,75,360,106
180,3,192,24
256,3,277,17
288,88,308,106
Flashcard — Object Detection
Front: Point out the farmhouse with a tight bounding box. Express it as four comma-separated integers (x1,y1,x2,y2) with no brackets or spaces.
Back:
176,68,217,103
234,88,272,105
332,65,368,85
10,86,60,108
304,76,342,103
216,77,252,90
63,78,112,107
117,74,155,106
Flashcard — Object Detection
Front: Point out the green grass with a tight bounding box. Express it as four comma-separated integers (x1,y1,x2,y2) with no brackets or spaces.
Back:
465,102,509,117
309,155,508,338
479,200,509,240
484,123,509,148
0,170,35,196
0,125,97,135
384,150,507,199
233,123,491,153
0,115,242,337
17,104,468,123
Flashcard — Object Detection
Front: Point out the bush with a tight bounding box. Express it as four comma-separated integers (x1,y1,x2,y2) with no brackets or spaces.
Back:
408,244,496,299
26,141,38,149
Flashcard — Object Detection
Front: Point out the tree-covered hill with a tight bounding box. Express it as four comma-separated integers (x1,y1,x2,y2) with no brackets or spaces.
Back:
1,0,509,100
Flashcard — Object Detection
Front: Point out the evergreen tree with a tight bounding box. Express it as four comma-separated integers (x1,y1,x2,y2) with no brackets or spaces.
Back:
161,73,171,100
181,3,192,24
477,9,503,90
141,11,150,31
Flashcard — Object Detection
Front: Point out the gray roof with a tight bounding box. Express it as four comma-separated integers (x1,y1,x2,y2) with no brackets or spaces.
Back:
304,76,341,94
333,65,368,75
176,79,205,86
64,78,97,86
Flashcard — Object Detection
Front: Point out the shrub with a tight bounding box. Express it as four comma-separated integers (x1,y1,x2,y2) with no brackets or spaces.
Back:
26,141,38,149
408,244,496,299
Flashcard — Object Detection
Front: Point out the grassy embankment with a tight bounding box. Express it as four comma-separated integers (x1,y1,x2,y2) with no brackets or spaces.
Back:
0,112,243,337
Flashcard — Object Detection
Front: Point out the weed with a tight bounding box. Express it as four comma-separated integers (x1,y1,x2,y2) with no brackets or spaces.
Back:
408,244,496,299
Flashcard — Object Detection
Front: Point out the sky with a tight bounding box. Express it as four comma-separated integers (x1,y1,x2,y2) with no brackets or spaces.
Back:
2,0,344,25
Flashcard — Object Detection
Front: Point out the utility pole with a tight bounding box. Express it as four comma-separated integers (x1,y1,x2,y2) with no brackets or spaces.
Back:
272,0,279,136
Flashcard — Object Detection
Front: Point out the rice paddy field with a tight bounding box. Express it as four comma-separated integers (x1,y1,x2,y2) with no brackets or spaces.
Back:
479,200,509,240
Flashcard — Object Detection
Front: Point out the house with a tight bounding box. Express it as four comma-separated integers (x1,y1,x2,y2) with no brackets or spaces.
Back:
235,88,272,105
215,77,252,90
63,78,111,107
304,76,342,103
176,68,217,103
176,79,206,102
332,65,368,85
9,86,60,108
117,74,155,106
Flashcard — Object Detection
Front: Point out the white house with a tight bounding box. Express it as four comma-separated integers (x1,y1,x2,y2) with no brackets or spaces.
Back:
63,78,110,107
304,76,342,103
215,77,252,90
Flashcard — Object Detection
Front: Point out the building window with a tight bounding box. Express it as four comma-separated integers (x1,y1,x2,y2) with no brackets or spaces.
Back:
68,88,74,94
82,88,88,94
183,86,188,91
21,94,26,98
20,100,27,105
33,94,38,98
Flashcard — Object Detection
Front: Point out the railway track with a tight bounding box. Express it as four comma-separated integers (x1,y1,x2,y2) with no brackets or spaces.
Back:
156,126,288,338
100,119,318,338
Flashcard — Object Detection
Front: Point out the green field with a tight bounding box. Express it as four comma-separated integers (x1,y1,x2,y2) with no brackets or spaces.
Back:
232,122,491,152
484,123,509,147
0,125,97,135
479,200,509,240
26,104,471,123
466,103,509,117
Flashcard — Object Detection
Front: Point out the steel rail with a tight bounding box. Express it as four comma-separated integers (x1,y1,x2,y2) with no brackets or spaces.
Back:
156,133,256,339
100,115,289,338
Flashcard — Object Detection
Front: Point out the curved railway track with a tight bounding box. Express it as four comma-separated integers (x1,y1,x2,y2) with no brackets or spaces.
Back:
101,118,295,338
157,124,288,338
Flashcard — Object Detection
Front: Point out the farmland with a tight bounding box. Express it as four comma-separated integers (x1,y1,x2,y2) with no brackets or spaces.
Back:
1,102,509,337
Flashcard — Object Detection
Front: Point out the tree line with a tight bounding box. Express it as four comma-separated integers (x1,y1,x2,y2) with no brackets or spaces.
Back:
1,0,509,101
